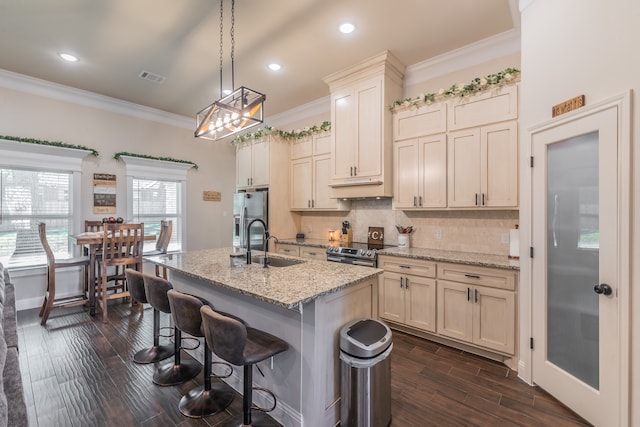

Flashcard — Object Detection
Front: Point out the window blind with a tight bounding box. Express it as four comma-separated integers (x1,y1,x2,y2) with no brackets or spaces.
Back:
132,178,181,252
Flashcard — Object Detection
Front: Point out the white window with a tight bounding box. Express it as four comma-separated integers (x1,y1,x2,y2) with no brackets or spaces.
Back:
0,139,88,269
122,155,190,253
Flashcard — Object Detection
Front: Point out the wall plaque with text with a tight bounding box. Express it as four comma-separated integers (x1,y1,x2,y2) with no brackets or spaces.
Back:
552,95,585,117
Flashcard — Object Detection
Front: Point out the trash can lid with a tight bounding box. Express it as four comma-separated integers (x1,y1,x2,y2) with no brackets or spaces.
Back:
340,318,392,358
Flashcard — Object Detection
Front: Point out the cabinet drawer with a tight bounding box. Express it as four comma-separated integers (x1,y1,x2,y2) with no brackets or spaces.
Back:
378,255,436,278
275,245,300,257
448,85,518,131
299,246,326,260
437,262,516,291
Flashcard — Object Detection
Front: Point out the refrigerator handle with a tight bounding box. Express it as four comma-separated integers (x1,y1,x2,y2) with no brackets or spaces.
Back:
241,206,248,251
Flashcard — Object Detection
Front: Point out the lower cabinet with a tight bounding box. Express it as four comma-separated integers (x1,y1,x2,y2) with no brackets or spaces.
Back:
274,244,300,257
436,262,516,355
378,256,437,333
274,244,326,260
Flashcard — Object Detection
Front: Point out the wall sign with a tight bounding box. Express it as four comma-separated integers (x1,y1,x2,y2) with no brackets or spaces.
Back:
93,173,116,214
552,95,585,117
203,191,221,202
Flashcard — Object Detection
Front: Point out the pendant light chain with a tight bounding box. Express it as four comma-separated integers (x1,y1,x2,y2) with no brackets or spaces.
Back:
230,0,235,91
219,0,224,98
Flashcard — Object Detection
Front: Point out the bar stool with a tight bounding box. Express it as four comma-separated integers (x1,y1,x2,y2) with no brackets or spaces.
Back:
125,269,174,364
143,274,201,385
200,305,289,426
167,290,235,418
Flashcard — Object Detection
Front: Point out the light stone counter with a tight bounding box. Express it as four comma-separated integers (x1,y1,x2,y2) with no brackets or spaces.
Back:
144,247,381,309
378,247,520,270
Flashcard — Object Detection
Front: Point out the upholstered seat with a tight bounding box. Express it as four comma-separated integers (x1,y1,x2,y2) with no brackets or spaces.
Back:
125,269,174,364
143,275,200,386
167,290,235,418
200,306,289,426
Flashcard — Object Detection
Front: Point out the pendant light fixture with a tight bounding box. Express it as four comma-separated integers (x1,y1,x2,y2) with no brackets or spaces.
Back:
195,0,265,141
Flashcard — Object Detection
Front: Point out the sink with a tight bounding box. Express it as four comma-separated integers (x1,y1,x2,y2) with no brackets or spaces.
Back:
251,256,305,268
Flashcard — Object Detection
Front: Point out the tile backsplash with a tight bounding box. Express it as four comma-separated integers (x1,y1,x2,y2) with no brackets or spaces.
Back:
298,199,519,256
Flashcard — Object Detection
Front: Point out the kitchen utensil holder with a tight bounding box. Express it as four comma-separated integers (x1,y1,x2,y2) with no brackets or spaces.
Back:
398,234,410,249
341,229,353,243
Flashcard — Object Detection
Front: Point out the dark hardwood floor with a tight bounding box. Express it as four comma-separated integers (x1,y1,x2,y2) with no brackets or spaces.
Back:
17,302,591,426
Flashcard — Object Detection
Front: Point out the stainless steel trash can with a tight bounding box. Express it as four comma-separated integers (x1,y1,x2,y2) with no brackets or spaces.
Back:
340,318,393,427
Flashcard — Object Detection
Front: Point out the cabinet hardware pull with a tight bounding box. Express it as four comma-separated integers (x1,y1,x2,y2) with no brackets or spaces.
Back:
284,249,290,252
308,252,316,256
475,193,478,206
308,200,311,208
312,200,315,208
354,166,357,176
419,196,422,207
400,277,404,288
467,287,470,301
399,265,411,269
482,193,485,206
464,274,481,279
475,289,479,303
405,277,409,289
247,178,250,185
413,196,417,207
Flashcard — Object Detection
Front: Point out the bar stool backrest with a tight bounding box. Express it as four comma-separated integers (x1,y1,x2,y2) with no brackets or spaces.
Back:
143,274,173,313
125,268,147,303
200,305,247,366
167,290,207,338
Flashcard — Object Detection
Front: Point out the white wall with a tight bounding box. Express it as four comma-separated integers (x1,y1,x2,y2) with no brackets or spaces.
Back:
0,78,237,308
520,0,640,423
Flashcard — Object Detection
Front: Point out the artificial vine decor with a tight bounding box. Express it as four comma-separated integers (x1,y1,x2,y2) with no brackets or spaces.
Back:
0,134,99,157
390,67,520,111
231,121,331,146
113,152,198,170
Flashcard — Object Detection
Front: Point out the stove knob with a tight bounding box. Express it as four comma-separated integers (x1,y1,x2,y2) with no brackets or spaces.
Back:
366,250,372,256
359,249,365,255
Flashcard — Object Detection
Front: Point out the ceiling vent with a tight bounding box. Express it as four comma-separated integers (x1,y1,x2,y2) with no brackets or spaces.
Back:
138,70,166,84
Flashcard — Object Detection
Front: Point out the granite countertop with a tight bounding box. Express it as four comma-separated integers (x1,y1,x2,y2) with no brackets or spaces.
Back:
278,238,519,270
144,248,382,310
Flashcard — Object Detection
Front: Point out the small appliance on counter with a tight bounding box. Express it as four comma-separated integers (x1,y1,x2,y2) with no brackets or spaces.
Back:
340,220,353,243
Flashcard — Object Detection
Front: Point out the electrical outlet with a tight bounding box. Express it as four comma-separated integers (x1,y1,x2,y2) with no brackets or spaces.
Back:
307,224,313,233
501,233,509,244
435,228,442,240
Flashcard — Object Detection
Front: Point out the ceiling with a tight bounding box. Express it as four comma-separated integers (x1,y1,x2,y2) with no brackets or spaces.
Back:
0,0,517,121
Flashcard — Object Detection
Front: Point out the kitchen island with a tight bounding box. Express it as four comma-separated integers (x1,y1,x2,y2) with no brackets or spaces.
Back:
144,248,382,427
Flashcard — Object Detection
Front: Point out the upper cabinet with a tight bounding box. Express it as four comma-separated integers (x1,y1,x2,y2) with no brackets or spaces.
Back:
324,51,405,198
236,138,270,189
392,83,519,210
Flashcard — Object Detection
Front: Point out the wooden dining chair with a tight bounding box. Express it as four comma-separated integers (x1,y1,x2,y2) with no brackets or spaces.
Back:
144,220,172,278
97,222,144,323
84,220,104,232
38,223,91,326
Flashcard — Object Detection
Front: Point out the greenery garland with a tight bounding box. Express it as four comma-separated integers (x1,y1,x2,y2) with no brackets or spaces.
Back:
390,67,520,111
231,121,331,145
114,152,198,170
0,134,99,157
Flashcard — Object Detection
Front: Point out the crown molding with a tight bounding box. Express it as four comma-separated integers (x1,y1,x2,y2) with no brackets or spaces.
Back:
0,69,193,130
403,29,521,88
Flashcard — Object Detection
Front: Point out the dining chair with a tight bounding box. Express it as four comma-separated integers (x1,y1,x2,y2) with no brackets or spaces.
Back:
84,220,104,233
97,222,144,323
38,223,91,326
144,220,172,278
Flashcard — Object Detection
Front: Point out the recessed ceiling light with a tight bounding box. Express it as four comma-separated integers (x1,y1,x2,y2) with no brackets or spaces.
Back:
339,23,355,34
268,63,281,71
58,52,79,62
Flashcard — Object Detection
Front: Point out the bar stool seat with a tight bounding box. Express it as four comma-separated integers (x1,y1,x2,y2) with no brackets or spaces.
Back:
143,275,201,386
125,269,174,364
200,305,289,426
167,289,237,418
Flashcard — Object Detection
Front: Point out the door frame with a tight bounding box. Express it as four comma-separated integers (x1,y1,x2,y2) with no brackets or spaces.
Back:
524,91,631,425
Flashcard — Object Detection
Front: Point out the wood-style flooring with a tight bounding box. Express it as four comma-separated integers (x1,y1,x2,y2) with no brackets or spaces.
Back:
17,302,591,426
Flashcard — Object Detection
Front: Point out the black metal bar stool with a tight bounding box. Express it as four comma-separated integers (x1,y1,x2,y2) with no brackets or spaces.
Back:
166,289,236,418
200,305,289,426
143,274,201,386
125,269,174,364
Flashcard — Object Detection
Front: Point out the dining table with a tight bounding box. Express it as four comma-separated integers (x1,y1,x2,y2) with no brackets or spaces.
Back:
70,230,156,316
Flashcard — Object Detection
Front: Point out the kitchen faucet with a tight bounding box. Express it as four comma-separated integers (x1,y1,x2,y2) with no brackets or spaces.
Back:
246,218,269,267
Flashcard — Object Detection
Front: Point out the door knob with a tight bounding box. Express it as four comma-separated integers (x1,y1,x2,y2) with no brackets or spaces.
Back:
594,283,613,296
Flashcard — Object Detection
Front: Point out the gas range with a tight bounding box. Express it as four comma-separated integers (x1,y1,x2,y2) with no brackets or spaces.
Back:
326,242,395,268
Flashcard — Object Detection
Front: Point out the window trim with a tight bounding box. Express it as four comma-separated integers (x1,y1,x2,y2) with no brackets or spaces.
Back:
121,155,190,251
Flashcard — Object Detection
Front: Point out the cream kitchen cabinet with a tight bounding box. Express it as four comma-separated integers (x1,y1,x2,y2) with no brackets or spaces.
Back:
447,120,518,208
436,262,516,355
236,138,270,189
290,134,346,211
274,244,299,257
378,256,437,333
393,134,447,209
324,51,404,198
299,246,326,260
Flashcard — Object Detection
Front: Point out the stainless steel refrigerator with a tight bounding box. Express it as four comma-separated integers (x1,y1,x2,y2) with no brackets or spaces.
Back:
232,190,268,251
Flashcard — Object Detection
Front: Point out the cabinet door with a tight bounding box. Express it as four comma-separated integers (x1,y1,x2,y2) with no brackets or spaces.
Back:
393,139,420,209
447,128,481,207
379,272,405,323
299,246,326,260
355,78,383,178
313,154,337,209
236,143,253,188
331,89,356,180
473,286,515,354
419,134,447,208
291,158,312,209
482,121,518,207
404,275,437,332
437,280,473,342
291,137,313,160
313,134,331,155
251,139,270,187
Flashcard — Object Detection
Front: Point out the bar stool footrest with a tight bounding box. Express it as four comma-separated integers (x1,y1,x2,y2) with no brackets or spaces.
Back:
251,386,277,413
